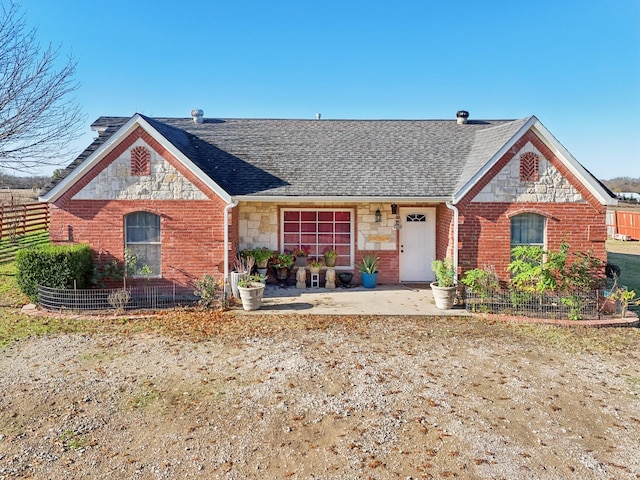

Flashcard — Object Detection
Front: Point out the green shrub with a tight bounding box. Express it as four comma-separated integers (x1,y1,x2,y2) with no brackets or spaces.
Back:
507,242,604,320
194,274,223,308
15,243,94,302
431,258,455,287
461,265,500,298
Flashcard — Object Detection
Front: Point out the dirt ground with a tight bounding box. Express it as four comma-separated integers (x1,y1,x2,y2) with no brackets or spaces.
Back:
1,314,639,480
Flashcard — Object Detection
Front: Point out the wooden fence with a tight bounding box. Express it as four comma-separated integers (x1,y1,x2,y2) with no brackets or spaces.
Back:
607,210,640,241
0,202,50,241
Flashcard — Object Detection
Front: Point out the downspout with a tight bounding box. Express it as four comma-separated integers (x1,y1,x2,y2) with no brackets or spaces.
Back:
223,199,239,300
445,201,459,283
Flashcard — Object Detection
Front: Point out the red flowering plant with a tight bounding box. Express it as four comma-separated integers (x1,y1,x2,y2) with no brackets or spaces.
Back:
291,246,310,258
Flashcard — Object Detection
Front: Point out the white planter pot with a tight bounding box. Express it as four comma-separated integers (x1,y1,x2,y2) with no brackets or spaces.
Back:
431,282,456,309
230,271,248,299
238,283,265,311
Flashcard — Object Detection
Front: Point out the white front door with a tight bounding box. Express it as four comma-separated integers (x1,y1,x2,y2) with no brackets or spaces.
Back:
399,207,436,282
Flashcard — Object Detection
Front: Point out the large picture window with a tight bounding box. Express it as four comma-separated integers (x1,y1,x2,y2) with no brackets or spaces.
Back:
282,209,354,267
125,212,161,276
510,213,545,249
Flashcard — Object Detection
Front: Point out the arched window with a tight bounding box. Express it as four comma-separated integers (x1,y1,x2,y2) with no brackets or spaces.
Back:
130,146,151,176
510,213,545,249
125,212,160,276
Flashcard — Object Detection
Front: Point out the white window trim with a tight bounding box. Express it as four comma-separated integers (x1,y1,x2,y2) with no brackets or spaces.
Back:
280,207,355,269
510,213,547,250
124,212,162,278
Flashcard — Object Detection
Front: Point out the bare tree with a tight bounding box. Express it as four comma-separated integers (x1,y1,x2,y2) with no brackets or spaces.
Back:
0,2,84,173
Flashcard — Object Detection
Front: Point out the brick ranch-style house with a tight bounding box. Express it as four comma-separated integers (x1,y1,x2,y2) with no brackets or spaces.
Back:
40,110,616,291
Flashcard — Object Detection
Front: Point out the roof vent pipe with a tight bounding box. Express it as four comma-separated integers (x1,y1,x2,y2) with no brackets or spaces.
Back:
316,113,321,120
456,110,469,125
191,109,204,124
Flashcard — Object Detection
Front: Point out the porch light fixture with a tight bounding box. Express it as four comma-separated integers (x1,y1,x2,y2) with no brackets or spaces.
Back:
375,208,382,223
391,204,398,215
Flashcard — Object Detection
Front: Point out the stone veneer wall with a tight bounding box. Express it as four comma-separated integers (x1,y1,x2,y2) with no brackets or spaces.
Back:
472,142,584,204
237,202,279,250
72,139,208,201
237,202,399,253
357,204,397,251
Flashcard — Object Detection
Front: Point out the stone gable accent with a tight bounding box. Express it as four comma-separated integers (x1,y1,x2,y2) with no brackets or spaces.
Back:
471,142,584,203
72,139,208,201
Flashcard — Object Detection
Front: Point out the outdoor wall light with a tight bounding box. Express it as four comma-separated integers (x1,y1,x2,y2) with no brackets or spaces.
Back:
391,203,398,215
375,208,382,222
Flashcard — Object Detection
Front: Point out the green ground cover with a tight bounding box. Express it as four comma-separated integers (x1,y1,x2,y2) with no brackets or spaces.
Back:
0,231,50,264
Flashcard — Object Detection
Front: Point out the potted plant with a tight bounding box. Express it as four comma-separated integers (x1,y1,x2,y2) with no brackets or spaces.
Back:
292,246,310,267
249,247,274,277
308,257,323,274
323,248,339,267
358,255,379,288
272,253,294,281
431,258,456,309
230,253,254,299
237,274,266,311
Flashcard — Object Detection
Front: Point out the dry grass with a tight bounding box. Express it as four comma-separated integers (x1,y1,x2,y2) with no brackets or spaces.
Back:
0,188,40,205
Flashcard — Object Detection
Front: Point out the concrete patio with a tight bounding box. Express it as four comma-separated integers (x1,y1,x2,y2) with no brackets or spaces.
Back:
238,283,471,316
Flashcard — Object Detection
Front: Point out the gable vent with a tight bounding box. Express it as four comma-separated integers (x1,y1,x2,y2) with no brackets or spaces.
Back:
191,109,204,124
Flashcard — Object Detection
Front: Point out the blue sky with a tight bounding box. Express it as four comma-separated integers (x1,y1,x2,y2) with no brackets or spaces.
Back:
18,0,640,180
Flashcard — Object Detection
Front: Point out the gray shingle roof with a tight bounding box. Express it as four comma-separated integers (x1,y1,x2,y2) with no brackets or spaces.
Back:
43,115,533,198
456,117,532,192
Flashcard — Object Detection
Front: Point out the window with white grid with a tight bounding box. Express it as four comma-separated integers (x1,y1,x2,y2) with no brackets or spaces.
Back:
281,209,354,267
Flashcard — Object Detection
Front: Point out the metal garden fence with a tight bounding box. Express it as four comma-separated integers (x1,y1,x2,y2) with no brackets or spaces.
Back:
464,287,620,320
37,284,211,313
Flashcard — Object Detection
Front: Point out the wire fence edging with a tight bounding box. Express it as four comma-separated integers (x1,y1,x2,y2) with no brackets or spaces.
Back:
464,287,621,320
36,284,216,313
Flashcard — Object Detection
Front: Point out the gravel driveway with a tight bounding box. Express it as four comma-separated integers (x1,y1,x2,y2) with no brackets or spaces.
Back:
1,315,639,479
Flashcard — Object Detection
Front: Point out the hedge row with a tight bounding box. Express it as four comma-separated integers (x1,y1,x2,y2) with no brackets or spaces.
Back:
15,243,94,302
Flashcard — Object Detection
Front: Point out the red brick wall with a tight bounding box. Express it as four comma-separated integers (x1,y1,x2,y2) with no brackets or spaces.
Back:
353,249,398,285
50,198,233,287
436,204,455,263
457,202,607,281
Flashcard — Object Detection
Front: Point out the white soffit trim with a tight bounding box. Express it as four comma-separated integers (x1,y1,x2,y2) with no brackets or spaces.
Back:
530,120,616,206
42,114,232,203
233,195,452,203
452,116,536,204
